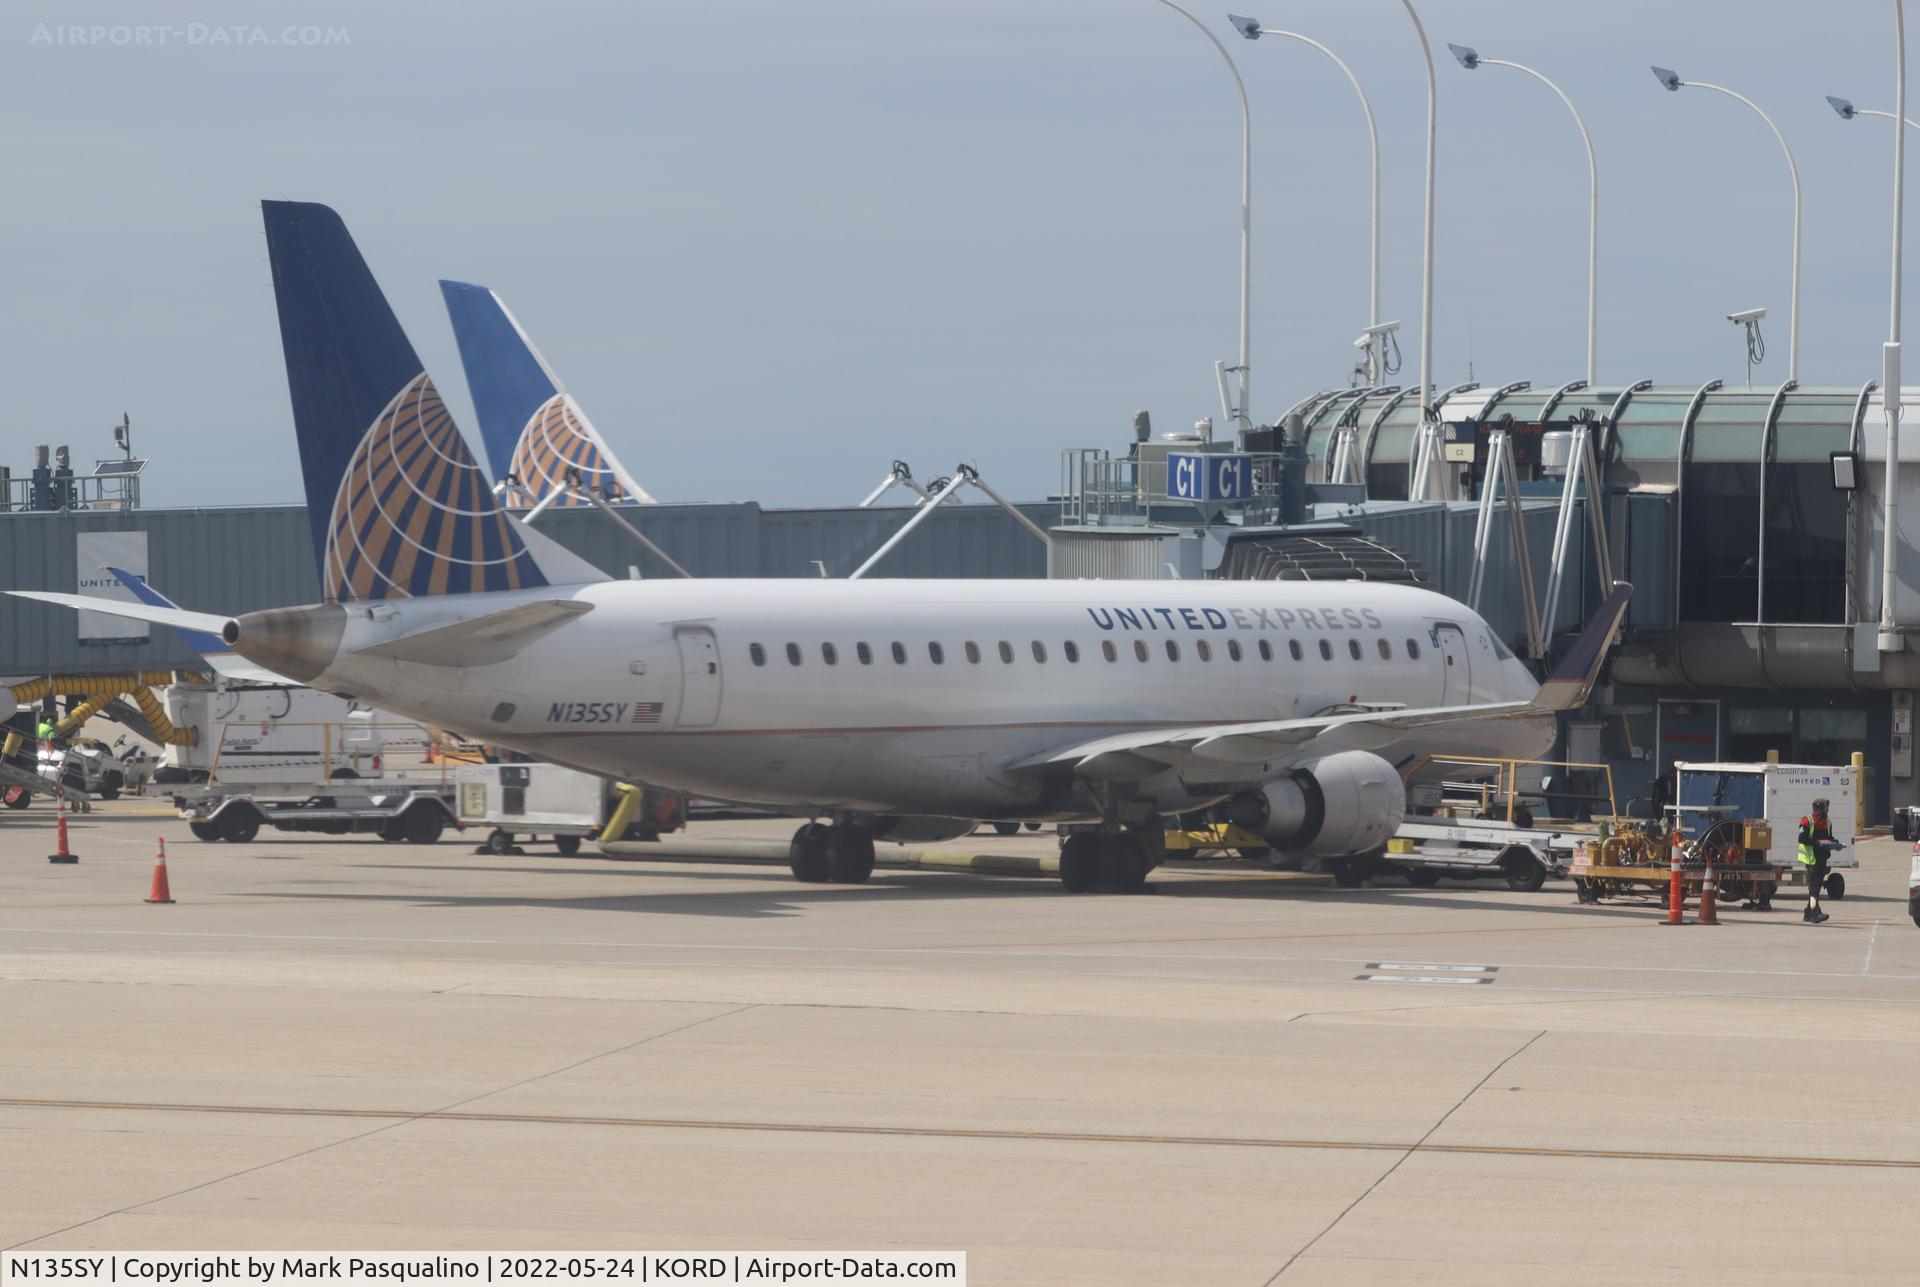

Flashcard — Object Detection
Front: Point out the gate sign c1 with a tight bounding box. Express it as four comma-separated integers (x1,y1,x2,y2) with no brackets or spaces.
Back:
1168,452,1254,503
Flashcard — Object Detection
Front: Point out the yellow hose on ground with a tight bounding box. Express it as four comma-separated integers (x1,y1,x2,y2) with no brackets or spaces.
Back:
599,782,642,845
7,671,180,704
130,686,197,747
2,673,198,747
49,694,112,741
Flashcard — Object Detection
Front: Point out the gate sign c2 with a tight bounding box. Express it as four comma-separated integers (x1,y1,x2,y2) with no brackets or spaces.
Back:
1167,452,1254,503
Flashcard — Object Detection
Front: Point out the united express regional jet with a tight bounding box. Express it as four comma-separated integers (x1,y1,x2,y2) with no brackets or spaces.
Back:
14,202,1629,893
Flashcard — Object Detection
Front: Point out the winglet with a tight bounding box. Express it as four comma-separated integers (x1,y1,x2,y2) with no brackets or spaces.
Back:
1531,581,1631,711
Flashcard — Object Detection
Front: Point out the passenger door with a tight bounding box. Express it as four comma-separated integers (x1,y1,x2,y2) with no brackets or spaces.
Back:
674,628,722,728
1434,623,1471,705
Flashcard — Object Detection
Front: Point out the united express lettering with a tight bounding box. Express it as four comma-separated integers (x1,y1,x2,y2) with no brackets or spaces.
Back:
1086,606,1382,632
547,701,628,724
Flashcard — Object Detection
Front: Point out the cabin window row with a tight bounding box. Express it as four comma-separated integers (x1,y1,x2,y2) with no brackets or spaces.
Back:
746,637,1425,667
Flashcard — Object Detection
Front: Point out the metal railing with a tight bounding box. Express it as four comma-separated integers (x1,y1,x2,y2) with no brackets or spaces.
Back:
2,470,142,512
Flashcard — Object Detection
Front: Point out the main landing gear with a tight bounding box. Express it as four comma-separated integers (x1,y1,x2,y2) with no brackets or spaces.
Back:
789,822,876,885
1058,828,1160,894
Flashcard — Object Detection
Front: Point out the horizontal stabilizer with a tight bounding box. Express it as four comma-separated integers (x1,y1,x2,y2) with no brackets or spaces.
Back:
353,598,594,667
7,589,232,638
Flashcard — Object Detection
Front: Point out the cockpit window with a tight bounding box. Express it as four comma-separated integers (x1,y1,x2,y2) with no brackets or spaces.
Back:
1488,632,1514,661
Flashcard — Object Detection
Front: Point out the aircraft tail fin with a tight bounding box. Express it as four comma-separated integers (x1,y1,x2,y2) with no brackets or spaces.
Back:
261,201,605,601
1530,581,1632,712
440,280,655,506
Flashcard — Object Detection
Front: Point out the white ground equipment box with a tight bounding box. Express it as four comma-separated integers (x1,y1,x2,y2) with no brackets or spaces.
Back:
457,763,608,855
1677,762,1858,895
156,682,427,787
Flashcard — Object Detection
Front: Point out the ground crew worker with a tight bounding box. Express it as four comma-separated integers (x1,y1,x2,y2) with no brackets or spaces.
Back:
1798,798,1839,924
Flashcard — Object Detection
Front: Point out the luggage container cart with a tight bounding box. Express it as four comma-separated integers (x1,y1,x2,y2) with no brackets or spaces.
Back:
1381,757,1618,891
1677,762,1856,900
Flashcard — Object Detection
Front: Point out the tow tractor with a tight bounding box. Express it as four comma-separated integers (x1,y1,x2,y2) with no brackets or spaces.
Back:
1378,757,1618,891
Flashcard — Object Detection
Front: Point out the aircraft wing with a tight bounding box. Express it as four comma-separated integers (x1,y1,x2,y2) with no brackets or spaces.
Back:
1014,582,1630,781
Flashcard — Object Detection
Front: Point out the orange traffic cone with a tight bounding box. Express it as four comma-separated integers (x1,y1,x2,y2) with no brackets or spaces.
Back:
47,798,78,864
1699,851,1719,926
144,837,175,904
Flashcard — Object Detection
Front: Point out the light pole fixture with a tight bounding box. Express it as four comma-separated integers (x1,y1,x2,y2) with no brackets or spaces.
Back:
1651,65,1802,382
1151,0,1254,436
1828,94,1920,130
1230,15,1384,378
1449,43,1598,387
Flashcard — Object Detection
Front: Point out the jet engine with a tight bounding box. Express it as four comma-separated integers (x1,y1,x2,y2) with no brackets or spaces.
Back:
1224,750,1405,857
868,815,979,844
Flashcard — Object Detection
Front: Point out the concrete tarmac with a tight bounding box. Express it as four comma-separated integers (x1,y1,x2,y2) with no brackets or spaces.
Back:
5,803,1920,1284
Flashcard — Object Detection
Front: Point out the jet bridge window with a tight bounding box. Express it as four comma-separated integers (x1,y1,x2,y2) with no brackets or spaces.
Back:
890,642,907,664
1064,641,1080,662
1134,640,1150,662
1258,640,1273,661
998,641,1015,664
928,642,945,665
786,643,803,666
750,644,767,667
965,641,982,664
1227,639,1243,661
1195,640,1212,662
1031,641,1048,663
856,642,873,665
821,643,838,666
1318,640,1333,661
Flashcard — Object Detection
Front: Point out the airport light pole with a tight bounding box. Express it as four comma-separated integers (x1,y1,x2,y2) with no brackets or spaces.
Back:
1651,66,1802,382
1150,0,1254,436
1450,44,1598,386
1229,16,1381,358
1882,0,1908,651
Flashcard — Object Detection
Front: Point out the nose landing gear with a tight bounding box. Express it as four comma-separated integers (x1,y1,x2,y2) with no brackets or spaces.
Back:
789,821,877,884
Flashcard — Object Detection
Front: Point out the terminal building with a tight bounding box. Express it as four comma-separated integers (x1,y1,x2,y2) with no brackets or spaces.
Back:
2,373,1913,821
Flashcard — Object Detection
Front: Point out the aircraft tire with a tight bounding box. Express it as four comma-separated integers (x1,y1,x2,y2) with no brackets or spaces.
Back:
826,830,875,884
1097,833,1151,893
1405,867,1442,887
554,834,583,856
1059,833,1101,893
789,823,831,883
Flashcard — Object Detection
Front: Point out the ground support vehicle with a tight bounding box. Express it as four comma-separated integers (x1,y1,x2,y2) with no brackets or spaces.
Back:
174,781,457,844
1677,762,1856,900
1384,817,1583,892
1379,756,1618,891
1571,816,1780,908
458,768,614,856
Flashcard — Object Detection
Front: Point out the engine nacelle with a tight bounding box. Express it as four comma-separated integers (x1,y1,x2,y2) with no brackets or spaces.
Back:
1225,751,1405,857
868,815,979,844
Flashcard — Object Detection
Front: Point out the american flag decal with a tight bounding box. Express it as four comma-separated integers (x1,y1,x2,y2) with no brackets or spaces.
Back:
631,701,665,725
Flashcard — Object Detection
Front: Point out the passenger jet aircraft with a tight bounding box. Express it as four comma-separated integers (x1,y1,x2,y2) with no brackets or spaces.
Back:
12,202,1629,892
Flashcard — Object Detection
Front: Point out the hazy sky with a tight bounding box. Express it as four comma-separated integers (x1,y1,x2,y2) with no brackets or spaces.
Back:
0,0,1908,507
